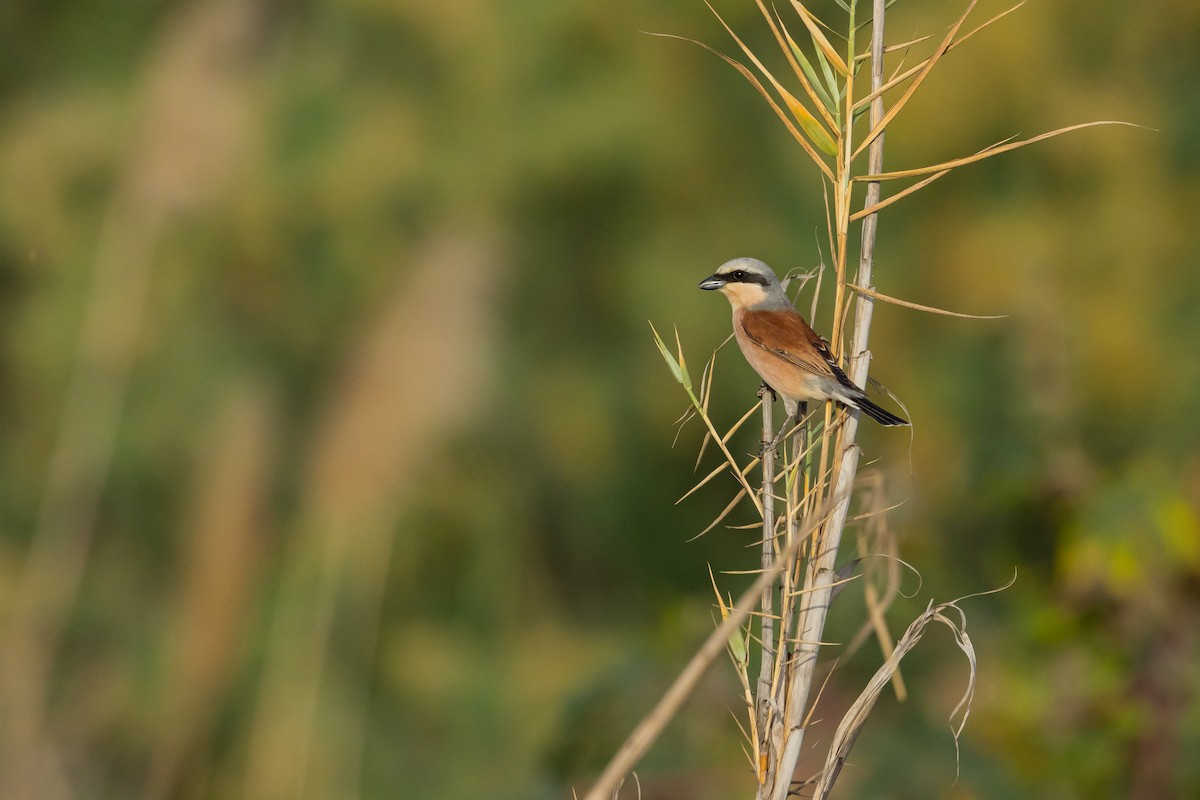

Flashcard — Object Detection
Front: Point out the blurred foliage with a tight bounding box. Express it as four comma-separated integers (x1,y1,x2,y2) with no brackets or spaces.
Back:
0,0,1197,798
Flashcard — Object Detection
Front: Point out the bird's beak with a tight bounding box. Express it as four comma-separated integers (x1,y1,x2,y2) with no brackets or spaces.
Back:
698,274,726,291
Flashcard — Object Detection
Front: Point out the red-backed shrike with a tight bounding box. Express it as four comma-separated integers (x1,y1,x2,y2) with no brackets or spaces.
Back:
699,257,907,429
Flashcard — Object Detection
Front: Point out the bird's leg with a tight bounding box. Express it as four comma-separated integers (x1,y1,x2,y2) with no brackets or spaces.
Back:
764,422,790,454
791,401,808,466
772,405,803,452
757,383,778,455
763,398,811,453
763,392,803,454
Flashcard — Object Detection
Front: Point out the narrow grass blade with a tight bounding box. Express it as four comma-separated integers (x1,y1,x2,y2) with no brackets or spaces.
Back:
772,8,840,125
693,351,719,468
673,326,693,389
788,0,850,75
811,599,977,799
703,3,838,156
852,0,980,160
852,2,1028,113
855,32,934,63
783,92,838,156
648,32,836,181
850,168,950,219
861,120,1141,181
679,459,737,505
846,283,1007,319
811,36,843,110
690,487,748,540
651,322,686,385
650,322,762,514
794,44,836,119
853,134,1019,217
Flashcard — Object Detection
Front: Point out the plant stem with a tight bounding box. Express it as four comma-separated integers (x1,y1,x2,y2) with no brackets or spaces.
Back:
757,386,777,780
767,2,887,796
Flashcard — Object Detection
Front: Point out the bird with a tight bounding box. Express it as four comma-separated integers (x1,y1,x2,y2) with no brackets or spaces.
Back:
699,257,908,437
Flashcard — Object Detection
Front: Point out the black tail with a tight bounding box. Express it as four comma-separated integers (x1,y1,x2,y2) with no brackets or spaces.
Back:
827,360,907,427
853,395,908,426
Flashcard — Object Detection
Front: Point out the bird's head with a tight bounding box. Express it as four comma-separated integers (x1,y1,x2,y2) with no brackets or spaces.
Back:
698,258,787,310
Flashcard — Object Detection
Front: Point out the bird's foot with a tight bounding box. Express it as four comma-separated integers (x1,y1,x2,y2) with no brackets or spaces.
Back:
761,422,792,455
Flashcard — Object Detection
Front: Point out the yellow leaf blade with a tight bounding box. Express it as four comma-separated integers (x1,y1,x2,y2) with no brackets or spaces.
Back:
756,0,839,129
847,283,1007,320
852,2,1028,112
788,0,849,76
850,169,952,220
781,88,838,155
647,32,835,181
853,0,981,161
860,121,1142,182
701,3,839,159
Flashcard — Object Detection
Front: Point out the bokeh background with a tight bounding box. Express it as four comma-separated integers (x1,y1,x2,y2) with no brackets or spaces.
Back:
1,0,1198,798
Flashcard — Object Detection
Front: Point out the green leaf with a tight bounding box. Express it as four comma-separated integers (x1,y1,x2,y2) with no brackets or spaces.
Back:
787,32,838,120
780,87,838,155
851,102,869,127
788,0,850,75
728,627,747,664
701,3,839,165
673,326,693,390
812,39,843,110
650,322,684,385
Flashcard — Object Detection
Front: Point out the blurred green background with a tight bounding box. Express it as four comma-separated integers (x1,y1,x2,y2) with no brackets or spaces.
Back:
1,0,1198,798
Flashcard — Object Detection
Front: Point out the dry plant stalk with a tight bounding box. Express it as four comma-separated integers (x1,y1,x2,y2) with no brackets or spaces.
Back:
589,1,1126,798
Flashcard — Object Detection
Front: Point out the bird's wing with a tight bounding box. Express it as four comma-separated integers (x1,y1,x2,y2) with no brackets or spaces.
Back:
738,308,859,391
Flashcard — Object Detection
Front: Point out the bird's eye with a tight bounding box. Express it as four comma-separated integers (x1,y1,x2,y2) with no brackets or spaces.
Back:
732,270,746,281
